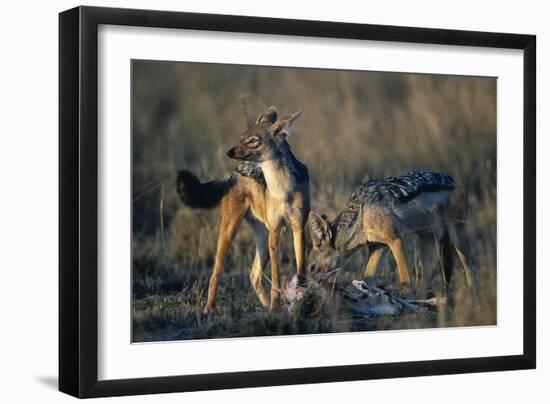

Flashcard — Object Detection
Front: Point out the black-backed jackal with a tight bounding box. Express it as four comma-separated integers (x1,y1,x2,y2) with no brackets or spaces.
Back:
177,106,310,313
307,171,473,295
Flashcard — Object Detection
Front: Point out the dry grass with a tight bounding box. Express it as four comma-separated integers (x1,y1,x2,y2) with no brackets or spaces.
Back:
131,60,496,342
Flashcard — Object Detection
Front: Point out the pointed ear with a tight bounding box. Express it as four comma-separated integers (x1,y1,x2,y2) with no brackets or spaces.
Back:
309,212,332,249
273,110,301,138
255,105,278,124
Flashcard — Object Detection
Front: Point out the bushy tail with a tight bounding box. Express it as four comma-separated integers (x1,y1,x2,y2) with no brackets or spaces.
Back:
176,169,233,209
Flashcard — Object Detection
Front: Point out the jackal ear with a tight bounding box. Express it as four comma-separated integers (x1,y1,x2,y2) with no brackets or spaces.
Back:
273,110,302,138
255,106,278,124
309,212,332,249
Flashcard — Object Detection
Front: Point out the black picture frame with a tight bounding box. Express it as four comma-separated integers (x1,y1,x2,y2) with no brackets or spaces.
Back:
59,5,536,398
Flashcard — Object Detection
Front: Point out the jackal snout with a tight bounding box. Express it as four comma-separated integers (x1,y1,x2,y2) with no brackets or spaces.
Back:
226,147,236,159
226,144,250,160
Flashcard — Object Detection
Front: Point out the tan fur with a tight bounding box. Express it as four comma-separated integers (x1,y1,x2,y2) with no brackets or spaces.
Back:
309,186,472,294
203,107,310,313
361,190,471,288
204,170,309,312
363,245,387,278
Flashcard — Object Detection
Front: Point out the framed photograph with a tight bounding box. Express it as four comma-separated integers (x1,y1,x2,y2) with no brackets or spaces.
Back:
59,6,536,398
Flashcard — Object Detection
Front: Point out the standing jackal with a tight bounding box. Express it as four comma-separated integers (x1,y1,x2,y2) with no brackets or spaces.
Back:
307,171,473,294
177,106,310,313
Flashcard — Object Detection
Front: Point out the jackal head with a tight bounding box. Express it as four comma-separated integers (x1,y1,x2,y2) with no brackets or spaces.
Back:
307,212,351,278
226,106,301,162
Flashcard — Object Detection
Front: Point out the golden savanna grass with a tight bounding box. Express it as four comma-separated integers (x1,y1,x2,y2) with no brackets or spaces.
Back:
132,61,496,342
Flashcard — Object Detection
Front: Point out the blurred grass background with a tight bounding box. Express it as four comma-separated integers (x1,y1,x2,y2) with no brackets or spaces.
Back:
132,60,496,342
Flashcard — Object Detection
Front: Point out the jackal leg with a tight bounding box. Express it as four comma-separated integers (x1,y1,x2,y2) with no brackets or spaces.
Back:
290,220,306,285
447,223,473,288
363,244,387,280
204,199,246,314
414,234,439,294
388,237,411,286
246,216,269,307
412,234,423,285
433,230,452,297
268,228,281,310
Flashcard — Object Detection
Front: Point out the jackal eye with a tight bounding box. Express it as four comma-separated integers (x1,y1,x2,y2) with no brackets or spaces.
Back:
246,137,260,147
